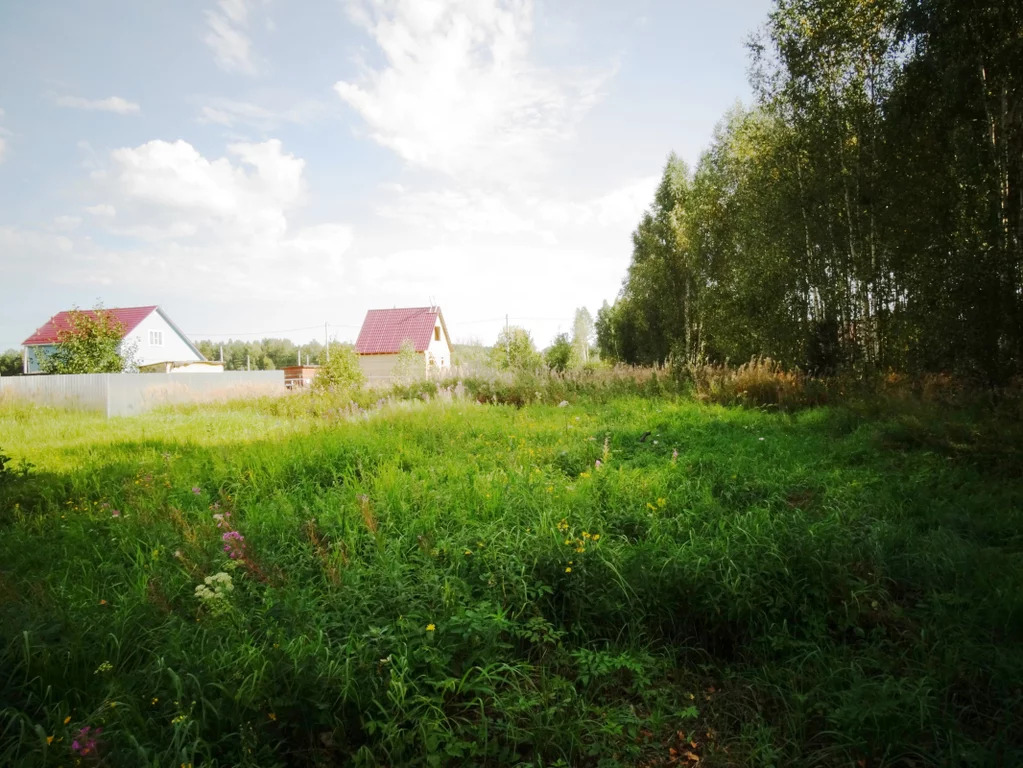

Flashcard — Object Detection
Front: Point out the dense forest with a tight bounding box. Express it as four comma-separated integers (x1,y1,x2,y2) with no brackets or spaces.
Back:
597,0,1022,382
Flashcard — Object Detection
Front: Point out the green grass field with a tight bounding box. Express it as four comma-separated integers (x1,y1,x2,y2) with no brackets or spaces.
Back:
1,387,1021,766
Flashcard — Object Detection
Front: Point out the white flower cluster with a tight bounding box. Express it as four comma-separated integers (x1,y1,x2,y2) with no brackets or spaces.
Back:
194,571,234,603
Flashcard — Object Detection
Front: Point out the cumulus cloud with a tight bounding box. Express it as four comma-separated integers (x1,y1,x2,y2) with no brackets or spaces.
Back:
95,138,304,240
335,0,607,180
54,95,141,114
69,138,353,300
204,0,257,74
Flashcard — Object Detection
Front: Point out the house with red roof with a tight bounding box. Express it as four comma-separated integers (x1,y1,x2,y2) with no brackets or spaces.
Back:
21,305,208,374
354,306,453,382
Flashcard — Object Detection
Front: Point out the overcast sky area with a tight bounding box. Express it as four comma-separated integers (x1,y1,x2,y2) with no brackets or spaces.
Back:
0,0,771,352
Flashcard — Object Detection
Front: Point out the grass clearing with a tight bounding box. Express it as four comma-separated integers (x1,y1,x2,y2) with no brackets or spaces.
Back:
1,389,1021,766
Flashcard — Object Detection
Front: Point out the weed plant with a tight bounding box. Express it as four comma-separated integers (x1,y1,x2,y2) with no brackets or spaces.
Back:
0,386,1020,766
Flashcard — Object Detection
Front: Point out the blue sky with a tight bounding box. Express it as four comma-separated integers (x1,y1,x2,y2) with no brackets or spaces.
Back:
0,0,771,352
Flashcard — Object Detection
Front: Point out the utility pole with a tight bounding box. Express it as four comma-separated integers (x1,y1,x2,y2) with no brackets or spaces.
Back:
297,348,301,365
246,354,250,371
219,345,224,363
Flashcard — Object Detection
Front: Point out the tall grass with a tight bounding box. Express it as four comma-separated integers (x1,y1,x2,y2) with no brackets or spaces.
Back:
0,388,1020,766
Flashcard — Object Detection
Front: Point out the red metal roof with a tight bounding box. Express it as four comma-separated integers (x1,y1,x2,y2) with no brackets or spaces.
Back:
355,307,443,354
22,306,157,346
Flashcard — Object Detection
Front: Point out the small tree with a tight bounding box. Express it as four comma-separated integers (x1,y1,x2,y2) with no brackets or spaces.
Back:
545,333,573,372
572,307,594,365
491,327,542,371
391,339,421,382
0,349,22,376
312,344,365,396
40,305,137,374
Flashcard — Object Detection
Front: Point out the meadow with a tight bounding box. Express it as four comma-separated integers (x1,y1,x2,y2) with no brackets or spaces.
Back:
0,378,1021,767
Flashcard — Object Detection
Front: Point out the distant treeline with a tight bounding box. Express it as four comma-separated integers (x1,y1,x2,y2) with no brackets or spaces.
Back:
194,339,328,371
598,0,1022,382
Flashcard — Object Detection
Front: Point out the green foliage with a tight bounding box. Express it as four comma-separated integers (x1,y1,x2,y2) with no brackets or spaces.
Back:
38,305,136,374
603,0,1023,382
391,339,421,381
311,344,365,396
490,326,541,371
571,307,594,365
0,349,21,376
195,338,325,371
1,389,1021,766
544,333,573,372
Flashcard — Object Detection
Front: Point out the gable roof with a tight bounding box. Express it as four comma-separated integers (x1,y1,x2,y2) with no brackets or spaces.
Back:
355,306,449,355
23,306,158,346
22,305,207,361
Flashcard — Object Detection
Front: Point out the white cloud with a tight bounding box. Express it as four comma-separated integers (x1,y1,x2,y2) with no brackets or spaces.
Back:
204,0,257,74
96,138,304,240
0,136,6,164
53,215,82,231
54,95,141,114
335,0,607,180
375,175,657,242
84,203,116,218
71,138,353,301
197,97,326,130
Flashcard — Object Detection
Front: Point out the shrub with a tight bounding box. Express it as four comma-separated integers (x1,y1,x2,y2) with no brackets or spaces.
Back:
311,345,365,398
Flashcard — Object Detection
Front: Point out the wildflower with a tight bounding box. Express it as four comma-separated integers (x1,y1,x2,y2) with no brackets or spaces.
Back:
191,486,202,494
657,497,667,508
46,735,54,745
565,567,572,573
94,661,113,674
758,437,765,442
111,509,120,518
426,623,436,632
71,726,101,755
63,716,71,725
672,448,678,464
579,471,591,479
98,599,107,606
151,697,159,705
594,459,602,468
464,549,472,556
268,712,277,721
592,534,600,541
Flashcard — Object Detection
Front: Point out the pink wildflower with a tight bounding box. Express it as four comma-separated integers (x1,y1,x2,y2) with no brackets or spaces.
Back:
111,509,121,518
191,486,202,495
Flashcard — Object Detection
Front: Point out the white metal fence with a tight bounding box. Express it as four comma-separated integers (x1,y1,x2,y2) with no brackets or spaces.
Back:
0,371,285,417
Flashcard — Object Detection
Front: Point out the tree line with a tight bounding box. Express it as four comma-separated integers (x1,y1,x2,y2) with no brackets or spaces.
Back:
193,339,327,371
598,0,1022,382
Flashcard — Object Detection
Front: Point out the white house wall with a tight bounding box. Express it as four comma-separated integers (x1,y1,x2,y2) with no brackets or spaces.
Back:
426,317,452,369
125,310,203,367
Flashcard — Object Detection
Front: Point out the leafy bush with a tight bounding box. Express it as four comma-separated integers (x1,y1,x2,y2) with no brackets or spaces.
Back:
311,345,365,398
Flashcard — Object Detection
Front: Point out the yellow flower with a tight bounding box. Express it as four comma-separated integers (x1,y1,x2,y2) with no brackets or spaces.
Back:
646,502,656,511
151,697,159,705
565,567,572,573
426,623,436,632
46,735,54,745
63,716,71,725
657,497,667,507
268,712,277,721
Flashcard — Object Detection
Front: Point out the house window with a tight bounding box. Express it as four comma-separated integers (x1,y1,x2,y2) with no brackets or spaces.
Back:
434,326,441,341
149,330,163,346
